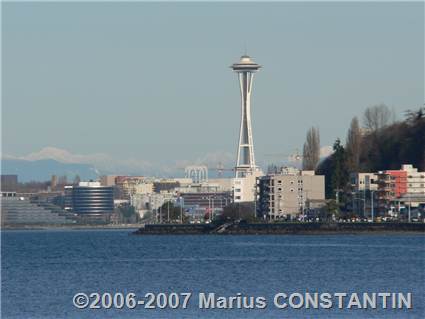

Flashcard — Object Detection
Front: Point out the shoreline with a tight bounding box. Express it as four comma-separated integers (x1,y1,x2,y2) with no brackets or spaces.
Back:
1,224,142,231
134,222,425,235
2,222,424,235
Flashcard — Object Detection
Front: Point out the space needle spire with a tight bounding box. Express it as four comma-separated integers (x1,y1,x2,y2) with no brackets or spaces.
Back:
231,55,261,178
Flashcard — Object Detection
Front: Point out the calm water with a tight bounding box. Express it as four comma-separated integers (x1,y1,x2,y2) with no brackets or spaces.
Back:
2,230,424,318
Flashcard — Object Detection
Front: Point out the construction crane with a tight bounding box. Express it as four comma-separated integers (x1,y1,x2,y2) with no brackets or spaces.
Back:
213,162,235,178
264,149,303,164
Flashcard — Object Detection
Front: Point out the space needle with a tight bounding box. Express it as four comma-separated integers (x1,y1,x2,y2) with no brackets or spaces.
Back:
231,55,261,178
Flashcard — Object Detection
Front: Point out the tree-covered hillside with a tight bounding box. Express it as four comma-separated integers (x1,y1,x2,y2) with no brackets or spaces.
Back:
317,106,425,198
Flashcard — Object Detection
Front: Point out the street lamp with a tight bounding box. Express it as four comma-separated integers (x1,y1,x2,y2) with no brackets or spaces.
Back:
211,196,215,221
254,185,257,220
180,196,184,224
363,189,366,217
301,189,310,222
167,201,170,223
352,192,366,218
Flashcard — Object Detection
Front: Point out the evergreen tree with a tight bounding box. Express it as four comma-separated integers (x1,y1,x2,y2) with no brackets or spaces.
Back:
330,139,349,199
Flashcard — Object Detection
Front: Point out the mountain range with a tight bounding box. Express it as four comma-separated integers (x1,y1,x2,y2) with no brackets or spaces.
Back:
1,159,99,182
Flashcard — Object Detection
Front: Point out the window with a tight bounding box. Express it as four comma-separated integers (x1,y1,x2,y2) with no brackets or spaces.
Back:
235,188,241,192
235,196,241,200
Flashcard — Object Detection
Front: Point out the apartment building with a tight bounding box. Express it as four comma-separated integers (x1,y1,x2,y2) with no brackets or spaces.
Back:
350,172,378,191
257,168,325,219
375,164,425,213
403,164,425,195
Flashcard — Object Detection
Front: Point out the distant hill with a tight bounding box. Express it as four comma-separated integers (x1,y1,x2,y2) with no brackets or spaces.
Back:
1,159,99,182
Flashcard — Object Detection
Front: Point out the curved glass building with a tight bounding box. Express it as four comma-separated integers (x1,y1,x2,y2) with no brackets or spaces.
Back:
67,182,114,215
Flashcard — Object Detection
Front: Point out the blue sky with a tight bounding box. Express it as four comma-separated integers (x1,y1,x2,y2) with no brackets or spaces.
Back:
2,2,424,174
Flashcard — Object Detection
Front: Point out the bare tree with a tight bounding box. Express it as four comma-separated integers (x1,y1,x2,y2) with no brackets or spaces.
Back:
363,104,392,131
302,127,320,170
345,117,362,173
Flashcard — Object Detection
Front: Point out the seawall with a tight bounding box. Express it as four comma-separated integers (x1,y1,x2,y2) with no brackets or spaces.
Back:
133,222,425,235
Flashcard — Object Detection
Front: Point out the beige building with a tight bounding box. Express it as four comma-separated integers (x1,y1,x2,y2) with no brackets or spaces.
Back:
257,169,325,219
233,170,264,203
208,178,233,192
114,176,154,199
100,175,117,186
403,164,425,195
350,172,378,191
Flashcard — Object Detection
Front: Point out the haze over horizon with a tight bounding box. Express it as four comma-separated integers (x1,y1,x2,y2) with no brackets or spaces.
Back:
2,2,424,175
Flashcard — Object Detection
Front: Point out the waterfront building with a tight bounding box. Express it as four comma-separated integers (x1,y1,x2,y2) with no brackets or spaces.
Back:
349,164,425,216
257,168,325,219
381,165,425,214
350,172,379,216
399,165,425,211
1,192,74,225
376,165,412,210
377,170,408,202
233,172,262,202
350,173,378,191
64,182,114,217
403,164,425,195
